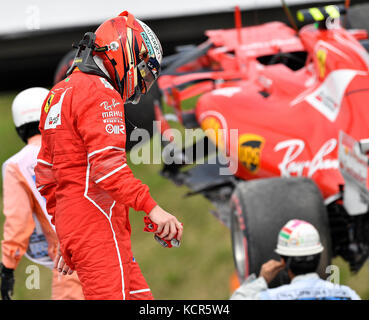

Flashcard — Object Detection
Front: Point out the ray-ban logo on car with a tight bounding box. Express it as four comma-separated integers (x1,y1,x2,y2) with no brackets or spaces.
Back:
274,139,338,177
238,134,265,173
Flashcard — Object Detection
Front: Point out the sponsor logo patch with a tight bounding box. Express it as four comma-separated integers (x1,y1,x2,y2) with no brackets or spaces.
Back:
201,116,224,150
339,132,368,186
305,69,361,122
101,110,123,119
274,139,338,177
140,22,162,62
141,32,154,56
100,98,123,123
109,41,119,51
100,99,120,111
44,93,55,113
238,134,265,173
44,88,71,130
105,124,125,135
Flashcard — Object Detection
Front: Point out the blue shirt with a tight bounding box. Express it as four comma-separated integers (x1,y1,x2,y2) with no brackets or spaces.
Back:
231,273,361,300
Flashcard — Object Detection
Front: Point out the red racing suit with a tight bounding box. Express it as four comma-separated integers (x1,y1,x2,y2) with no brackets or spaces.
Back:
35,70,157,300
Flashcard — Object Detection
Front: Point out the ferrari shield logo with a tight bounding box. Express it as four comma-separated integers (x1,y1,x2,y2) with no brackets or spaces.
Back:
316,48,327,79
239,134,265,173
44,93,55,113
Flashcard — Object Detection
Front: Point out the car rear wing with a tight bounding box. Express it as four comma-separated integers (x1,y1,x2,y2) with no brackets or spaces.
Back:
338,131,369,215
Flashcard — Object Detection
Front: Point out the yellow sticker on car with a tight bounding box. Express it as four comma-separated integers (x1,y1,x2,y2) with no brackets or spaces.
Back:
238,134,265,173
201,116,224,150
316,48,327,79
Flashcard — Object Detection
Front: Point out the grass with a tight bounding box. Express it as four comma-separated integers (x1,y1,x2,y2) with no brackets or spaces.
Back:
0,90,368,300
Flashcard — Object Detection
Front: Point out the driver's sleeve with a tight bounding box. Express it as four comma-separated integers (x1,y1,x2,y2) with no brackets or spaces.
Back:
75,85,157,214
1,163,35,269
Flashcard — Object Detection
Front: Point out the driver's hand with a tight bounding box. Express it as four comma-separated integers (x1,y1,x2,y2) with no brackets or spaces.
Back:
148,205,183,241
54,246,74,276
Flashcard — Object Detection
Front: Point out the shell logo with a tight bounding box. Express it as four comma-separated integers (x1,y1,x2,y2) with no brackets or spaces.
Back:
201,116,225,150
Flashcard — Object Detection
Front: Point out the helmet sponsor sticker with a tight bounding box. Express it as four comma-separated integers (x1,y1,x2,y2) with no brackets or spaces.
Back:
127,67,135,98
141,32,154,57
139,21,162,62
109,41,119,51
238,134,265,173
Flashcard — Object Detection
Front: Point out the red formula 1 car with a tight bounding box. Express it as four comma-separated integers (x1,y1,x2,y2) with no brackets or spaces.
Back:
155,4,369,285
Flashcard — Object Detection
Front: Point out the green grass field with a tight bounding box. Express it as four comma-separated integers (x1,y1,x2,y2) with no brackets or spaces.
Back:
0,91,368,300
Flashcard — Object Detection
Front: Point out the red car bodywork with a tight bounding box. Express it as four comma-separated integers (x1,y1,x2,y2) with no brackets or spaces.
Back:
158,20,369,200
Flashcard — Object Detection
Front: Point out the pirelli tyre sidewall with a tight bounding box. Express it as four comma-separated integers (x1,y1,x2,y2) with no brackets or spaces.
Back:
230,177,332,288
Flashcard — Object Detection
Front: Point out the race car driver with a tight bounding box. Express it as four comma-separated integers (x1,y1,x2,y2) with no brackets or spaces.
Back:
0,88,84,300
230,219,360,300
35,11,183,300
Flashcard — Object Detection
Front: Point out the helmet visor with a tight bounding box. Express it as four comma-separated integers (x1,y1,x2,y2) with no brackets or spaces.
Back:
125,54,160,104
137,56,160,94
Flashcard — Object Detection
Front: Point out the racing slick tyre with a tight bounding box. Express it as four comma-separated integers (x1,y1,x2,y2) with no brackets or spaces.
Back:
53,49,160,151
230,177,332,288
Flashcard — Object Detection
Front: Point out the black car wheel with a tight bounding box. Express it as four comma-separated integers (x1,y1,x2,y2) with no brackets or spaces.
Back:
230,177,332,287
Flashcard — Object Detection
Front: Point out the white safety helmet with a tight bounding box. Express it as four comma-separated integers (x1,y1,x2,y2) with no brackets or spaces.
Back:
11,87,49,128
275,219,324,257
